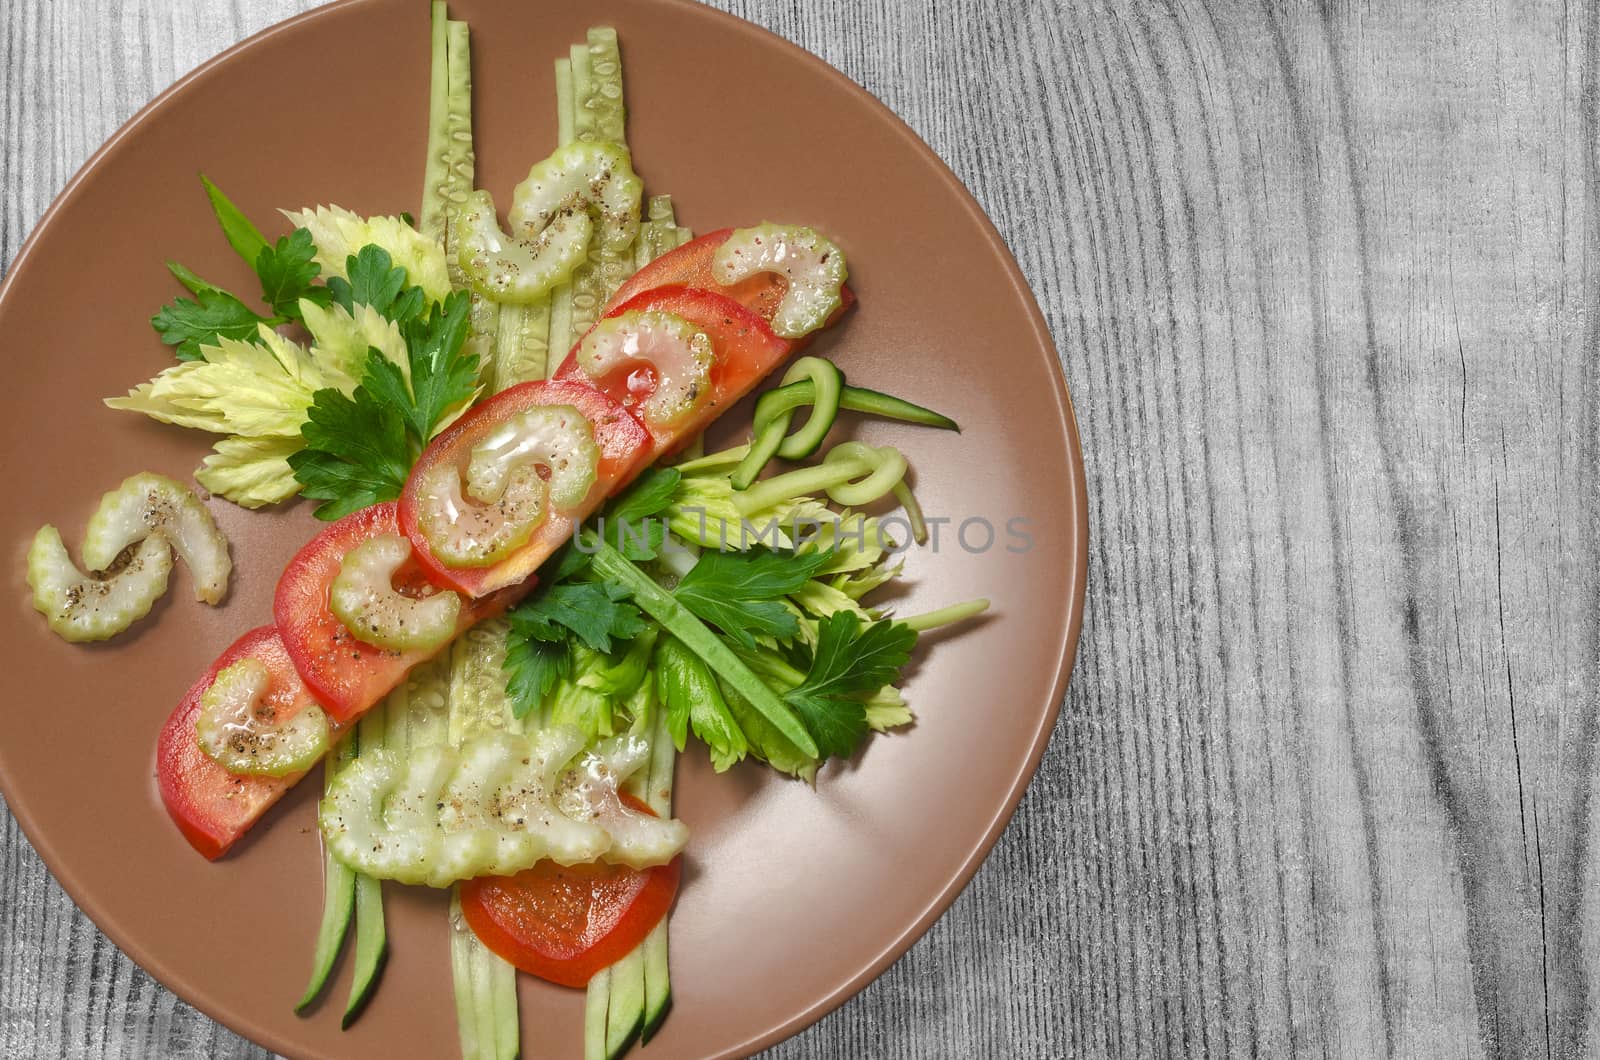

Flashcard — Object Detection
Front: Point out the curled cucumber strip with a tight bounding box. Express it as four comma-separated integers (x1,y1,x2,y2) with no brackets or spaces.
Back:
732,357,844,490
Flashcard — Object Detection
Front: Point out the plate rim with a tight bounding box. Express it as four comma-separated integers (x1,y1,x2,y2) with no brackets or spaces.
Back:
0,1,1089,1056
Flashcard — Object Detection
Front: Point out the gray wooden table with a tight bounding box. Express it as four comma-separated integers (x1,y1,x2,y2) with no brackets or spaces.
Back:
3,0,1585,1056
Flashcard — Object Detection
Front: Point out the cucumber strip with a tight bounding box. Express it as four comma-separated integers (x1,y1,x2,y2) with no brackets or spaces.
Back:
732,359,845,489
491,940,520,1060
554,56,576,150
583,534,819,758
333,708,389,1027
578,28,627,144
469,928,499,1055
548,58,578,374
343,872,388,1027
638,674,676,1041
840,384,960,430
640,921,671,1043
605,950,645,1058
563,42,606,354
444,626,524,1060
585,967,611,1060
493,302,552,391
772,359,844,460
450,893,486,1060
296,731,358,1012
419,3,452,241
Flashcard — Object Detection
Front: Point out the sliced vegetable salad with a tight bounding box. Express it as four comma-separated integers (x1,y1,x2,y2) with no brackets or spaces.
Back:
24,7,988,1059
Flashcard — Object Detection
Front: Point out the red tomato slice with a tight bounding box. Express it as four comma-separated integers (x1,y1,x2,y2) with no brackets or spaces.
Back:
398,380,651,598
603,227,856,329
554,285,795,458
274,502,521,723
156,626,321,860
459,794,681,989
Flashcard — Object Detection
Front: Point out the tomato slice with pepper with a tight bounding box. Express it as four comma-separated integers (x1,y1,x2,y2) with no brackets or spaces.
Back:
398,380,651,598
459,794,681,988
156,626,321,860
604,227,855,329
274,501,520,723
554,285,795,458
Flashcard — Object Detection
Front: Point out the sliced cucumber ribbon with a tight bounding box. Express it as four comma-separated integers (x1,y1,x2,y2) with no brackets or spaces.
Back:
731,357,844,490
195,657,330,777
318,729,688,887
330,533,462,651
733,441,929,544
711,223,847,339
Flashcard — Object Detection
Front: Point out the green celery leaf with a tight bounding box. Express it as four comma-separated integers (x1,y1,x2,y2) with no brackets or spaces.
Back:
327,245,422,323
656,636,748,770
400,291,477,440
508,581,645,654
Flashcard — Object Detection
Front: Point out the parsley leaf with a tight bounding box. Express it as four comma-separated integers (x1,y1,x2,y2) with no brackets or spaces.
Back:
784,612,917,760
255,228,331,321
510,581,645,654
673,546,834,649
151,289,276,362
290,289,478,519
286,355,413,519
503,580,648,719
328,245,426,324
399,292,477,438
504,637,572,718
595,467,682,560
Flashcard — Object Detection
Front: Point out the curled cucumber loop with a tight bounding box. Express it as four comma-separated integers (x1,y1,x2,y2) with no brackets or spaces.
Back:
732,357,843,490
822,442,906,507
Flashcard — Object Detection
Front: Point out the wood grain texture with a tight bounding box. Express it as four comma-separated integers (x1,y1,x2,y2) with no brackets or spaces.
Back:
2,0,1588,1057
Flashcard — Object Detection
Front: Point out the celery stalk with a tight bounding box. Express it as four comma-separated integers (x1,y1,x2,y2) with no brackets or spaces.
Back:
584,533,819,757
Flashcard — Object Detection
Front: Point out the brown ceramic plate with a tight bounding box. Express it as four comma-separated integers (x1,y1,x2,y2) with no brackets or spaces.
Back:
0,1,1085,1057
